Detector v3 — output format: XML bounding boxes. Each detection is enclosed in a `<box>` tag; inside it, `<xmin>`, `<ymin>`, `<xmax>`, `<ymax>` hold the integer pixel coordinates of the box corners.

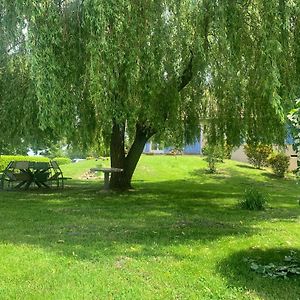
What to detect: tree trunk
<box><xmin>109</xmin><ymin>120</ymin><xmax>126</xmax><ymax>189</ymax></box>
<box><xmin>109</xmin><ymin>122</ymin><xmax>154</xmax><ymax>190</ymax></box>
<box><xmin>109</xmin><ymin>53</ymin><xmax>193</xmax><ymax>190</ymax></box>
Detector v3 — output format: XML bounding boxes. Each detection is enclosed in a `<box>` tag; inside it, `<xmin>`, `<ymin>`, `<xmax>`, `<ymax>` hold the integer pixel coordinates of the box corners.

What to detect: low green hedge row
<box><xmin>0</xmin><ymin>156</ymin><xmax>72</xmax><ymax>171</ymax></box>
<box><xmin>52</xmin><ymin>157</ymin><xmax>72</xmax><ymax>165</ymax></box>
<box><xmin>0</xmin><ymin>155</ymin><xmax>49</xmax><ymax>171</ymax></box>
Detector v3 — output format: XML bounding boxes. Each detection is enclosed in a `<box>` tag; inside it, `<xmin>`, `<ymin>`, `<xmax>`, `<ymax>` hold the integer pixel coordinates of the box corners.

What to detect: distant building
<box><xmin>143</xmin><ymin>128</ymin><xmax>204</xmax><ymax>155</ymax></box>
<box><xmin>143</xmin><ymin>127</ymin><xmax>298</xmax><ymax>171</ymax></box>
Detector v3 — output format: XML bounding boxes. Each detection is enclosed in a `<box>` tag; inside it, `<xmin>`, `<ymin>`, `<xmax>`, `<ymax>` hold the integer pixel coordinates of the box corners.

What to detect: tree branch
<box><xmin>177</xmin><ymin>50</ymin><xmax>194</xmax><ymax>92</ymax></box>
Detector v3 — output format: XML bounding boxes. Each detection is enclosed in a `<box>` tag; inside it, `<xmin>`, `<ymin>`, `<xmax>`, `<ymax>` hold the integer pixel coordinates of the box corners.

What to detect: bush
<box><xmin>244</xmin><ymin>144</ymin><xmax>273</xmax><ymax>169</ymax></box>
<box><xmin>295</xmin><ymin>167</ymin><xmax>300</xmax><ymax>178</ymax></box>
<box><xmin>86</xmin><ymin>156</ymin><xmax>94</xmax><ymax>160</ymax></box>
<box><xmin>0</xmin><ymin>155</ymin><xmax>49</xmax><ymax>171</ymax></box>
<box><xmin>166</xmin><ymin>148</ymin><xmax>183</xmax><ymax>156</ymax></box>
<box><xmin>52</xmin><ymin>157</ymin><xmax>72</xmax><ymax>166</ymax></box>
<box><xmin>239</xmin><ymin>188</ymin><xmax>268</xmax><ymax>210</ymax></box>
<box><xmin>268</xmin><ymin>152</ymin><xmax>289</xmax><ymax>178</ymax></box>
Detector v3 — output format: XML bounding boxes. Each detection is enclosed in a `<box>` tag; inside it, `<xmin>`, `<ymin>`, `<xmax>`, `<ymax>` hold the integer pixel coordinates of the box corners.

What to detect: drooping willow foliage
<box><xmin>0</xmin><ymin>0</ymin><xmax>59</xmax><ymax>150</ymax></box>
<box><xmin>1</xmin><ymin>0</ymin><xmax>300</xmax><ymax>149</ymax></box>
<box><xmin>203</xmin><ymin>1</ymin><xmax>300</xmax><ymax>145</ymax></box>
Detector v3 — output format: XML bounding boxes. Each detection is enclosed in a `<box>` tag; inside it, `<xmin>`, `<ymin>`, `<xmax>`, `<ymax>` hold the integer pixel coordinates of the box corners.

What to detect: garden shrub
<box><xmin>166</xmin><ymin>148</ymin><xmax>183</xmax><ymax>156</ymax></box>
<box><xmin>268</xmin><ymin>152</ymin><xmax>289</xmax><ymax>178</ymax></box>
<box><xmin>86</xmin><ymin>156</ymin><xmax>94</xmax><ymax>160</ymax></box>
<box><xmin>239</xmin><ymin>188</ymin><xmax>268</xmax><ymax>210</ymax></box>
<box><xmin>0</xmin><ymin>155</ymin><xmax>49</xmax><ymax>171</ymax></box>
<box><xmin>244</xmin><ymin>144</ymin><xmax>273</xmax><ymax>168</ymax></box>
<box><xmin>52</xmin><ymin>157</ymin><xmax>72</xmax><ymax>165</ymax></box>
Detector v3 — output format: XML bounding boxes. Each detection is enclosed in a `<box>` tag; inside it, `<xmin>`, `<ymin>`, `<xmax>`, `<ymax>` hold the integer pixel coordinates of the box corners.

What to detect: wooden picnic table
<box><xmin>90</xmin><ymin>167</ymin><xmax>123</xmax><ymax>189</ymax></box>
<box><xmin>0</xmin><ymin>160</ymin><xmax>71</xmax><ymax>190</ymax></box>
<box><xmin>0</xmin><ymin>161</ymin><xmax>51</xmax><ymax>190</ymax></box>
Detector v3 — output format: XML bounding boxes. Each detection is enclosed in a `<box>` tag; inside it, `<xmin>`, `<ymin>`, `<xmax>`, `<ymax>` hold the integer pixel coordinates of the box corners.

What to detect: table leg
<box><xmin>15</xmin><ymin>181</ymin><xmax>27</xmax><ymax>189</ymax></box>
<box><xmin>103</xmin><ymin>172</ymin><xmax>110</xmax><ymax>190</ymax></box>
<box><xmin>41</xmin><ymin>182</ymin><xmax>50</xmax><ymax>188</ymax></box>
<box><xmin>34</xmin><ymin>180</ymin><xmax>42</xmax><ymax>188</ymax></box>
<box><xmin>24</xmin><ymin>180</ymin><xmax>33</xmax><ymax>190</ymax></box>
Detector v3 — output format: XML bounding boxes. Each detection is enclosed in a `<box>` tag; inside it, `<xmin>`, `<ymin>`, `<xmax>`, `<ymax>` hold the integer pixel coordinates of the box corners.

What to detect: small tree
<box><xmin>203</xmin><ymin>144</ymin><xmax>230</xmax><ymax>173</ymax></box>
<box><xmin>203</xmin><ymin>145</ymin><xmax>219</xmax><ymax>173</ymax></box>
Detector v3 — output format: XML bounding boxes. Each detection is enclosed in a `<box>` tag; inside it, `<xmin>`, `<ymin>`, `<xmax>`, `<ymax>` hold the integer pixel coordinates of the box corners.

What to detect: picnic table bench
<box><xmin>90</xmin><ymin>167</ymin><xmax>123</xmax><ymax>189</ymax></box>
<box><xmin>0</xmin><ymin>160</ymin><xmax>71</xmax><ymax>190</ymax></box>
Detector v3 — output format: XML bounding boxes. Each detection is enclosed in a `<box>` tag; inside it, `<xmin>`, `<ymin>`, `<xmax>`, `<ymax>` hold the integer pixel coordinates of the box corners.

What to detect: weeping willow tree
<box><xmin>1</xmin><ymin>0</ymin><xmax>300</xmax><ymax>189</ymax></box>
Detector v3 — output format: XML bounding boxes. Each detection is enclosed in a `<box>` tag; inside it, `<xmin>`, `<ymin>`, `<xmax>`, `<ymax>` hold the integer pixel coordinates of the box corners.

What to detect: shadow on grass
<box><xmin>218</xmin><ymin>247</ymin><xmax>300</xmax><ymax>300</ymax></box>
<box><xmin>236</xmin><ymin>164</ymin><xmax>257</xmax><ymax>170</ymax></box>
<box><xmin>262</xmin><ymin>172</ymin><xmax>284</xmax><ymax>180</ymax></box>
<box><xmin>189</xmin><ymin>168</ymin><xmax>232</xmax><ymax>179</ymax></box>
<box><xmin>0</xmin><ymin>179</ymin><xmax>256</xmax><ymax>259</ymax></box>
<box><xmin>0</xmin><ymin>177</ymin><xmax>298</xmax><ymax>263</ymax></box>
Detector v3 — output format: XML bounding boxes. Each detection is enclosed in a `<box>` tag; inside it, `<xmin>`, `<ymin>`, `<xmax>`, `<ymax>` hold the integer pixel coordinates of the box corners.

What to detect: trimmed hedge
<box><xmin>52</xmin><ymin>157</ymin><xmax>72</xmax><ymax>165</ymax></box>
<box><xmin>0</xmin><ymin>155</ymin><xmax>49</xmax><ymax>171</ymax></box>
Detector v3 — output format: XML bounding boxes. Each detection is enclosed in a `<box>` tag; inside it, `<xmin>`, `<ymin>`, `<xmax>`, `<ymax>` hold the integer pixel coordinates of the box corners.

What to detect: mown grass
<box><xmin>0</xmin><ymin>155</ymin><xmax>299</xmax><ymax>299</ymax></box>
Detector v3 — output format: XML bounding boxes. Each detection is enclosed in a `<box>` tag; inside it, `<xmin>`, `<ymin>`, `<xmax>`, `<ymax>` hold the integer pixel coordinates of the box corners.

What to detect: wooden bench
<box><xmin>1</xmin><ymin>161</ymin><xmax>31</xmax><ymax>189</ymax></box>
<box><xmin>47</xmin><ymin>160</ymin><xmax>72</xmax><ymax>188</ymax></box>
<box><xmin>90</xmin><ymin>167</ymin><xmax>123</xmax><ymax>189</ymax></box>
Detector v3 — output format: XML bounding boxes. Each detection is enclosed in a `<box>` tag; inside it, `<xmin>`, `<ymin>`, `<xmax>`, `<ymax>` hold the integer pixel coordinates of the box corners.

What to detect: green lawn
<box><xmin>0</xmin><ymin>155</ymin><xmax>299</xmax><ymax>299</ymax></box>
